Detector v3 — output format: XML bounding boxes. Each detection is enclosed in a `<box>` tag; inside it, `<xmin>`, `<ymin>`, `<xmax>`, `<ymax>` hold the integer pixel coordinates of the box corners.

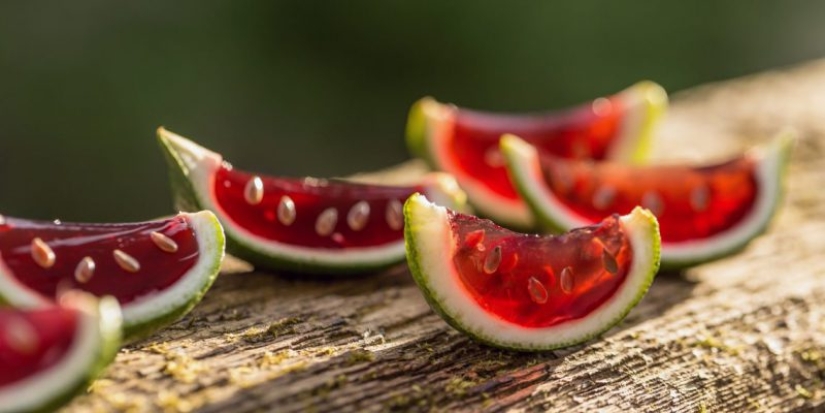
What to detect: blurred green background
<box><xmin>2</xmin><ymin>2</ymin><xmax>824</xmax><ymax>221</ymax></box>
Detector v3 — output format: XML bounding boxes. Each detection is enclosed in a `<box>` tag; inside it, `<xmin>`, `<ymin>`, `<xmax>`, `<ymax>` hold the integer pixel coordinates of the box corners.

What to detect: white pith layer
<box><xmin>159</xmin><ymin>129</ymin><xmax>462</xmax><ymax>268</ymax></box>
<box><xmin>0</xmin><ymin>212</ymin><xmax>222</xmax><ymax>331</ymax></box>
<box><xmin>420</xmin><ymin>81</ymin><xmax>664</xmax><ymax>229</ymax></box>
<box><xmin>406</xmin><ymin>194</ymin><xmax>658</xmax><ymax>349</ymax></box>
<box><xmin>0</xmin><ymin>297</ymin><xmax>119</xmax><ymax>412</ymax></box>
<box><xmin>502</xmin><ymin>133</ymin><xmax>791</xmax><ymax>265</ymax></box>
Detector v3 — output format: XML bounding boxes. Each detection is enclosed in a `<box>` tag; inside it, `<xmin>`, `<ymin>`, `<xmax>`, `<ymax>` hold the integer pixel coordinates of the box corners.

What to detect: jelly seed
<box><xmin>385</xmin><ymin>199</ymin><xmax>404</xmax><ymax>231</ymax></box>
<box><xmin>483</xmin><ymin>246</ymin><xmax>502</xmax><ymax>274</ymax></box>
<box><xmin>5</xmin><ymin>316</ymin><xmax>37</xmax><ymax>354</ymax></box>
<box><xmin>528</xmin><ymin>277</ymin><xmax>549</xmax><ymax>304</ymax></box>
<box><xmin>592</xmin><ymin>186</ymin><xmax>616</xmax><ymax>210</ymax></box>
<box><xmin>591</xmin><ymin>97</ymin><xmax>613</xmax><ymax>117</ymax></box>
<box><xmin>484</xmin><ymin>147</ymin><xmax>505</xmax><ymax>167</ymax></box>
<box><xmin>690</xmin><ymin>185</ymin><xmax>710</xmax><ymax>212</ymax></box>
<box><xmin>464</xmin><ymin>229</ymin><xmax>485</xmax><ymax>250</ymax></box>
<box><xmin>315</xmin><ymin>208</ymin><xmax>338</xmax><ymax>237</ymax></box>
<box><xmin>641</xmin><ymin>191</ymin><xmax>664</xmax><ymax>216</ymax></box>
<box><xmin>602</xmin><ymin>250</ymin><xmax>619</xmax><ymax>275</ymax></box>
<box><xmin>74</xmin><ymin>256</ymin><xmax>96</xmax><ymax>284</ymax></box>
<box><xmin>347</xmin><ymin>201</ymin><xmax>370</xmax><ymax>232</ymax></box>
<box><xmin>150</xmin><ymin>231</ymin><xmax>179</xmax><ymax>253</ymax></box>
<box><xmin>277</xmin><ymin>195</ymin><xmax>297</xmax><ymax>226</ymax></box>
<box><xmin>113</xmin><ymin>249</ymin><xmax>140</xmax><ymax>273</ymax></box>
<box><xmin>560</xmin><ymin>267</ymin><xmax>574</xmax><ymax>294</ymax></box>
<box><xmin>244</xmin><ymin>176</ymin><xmax>264</xmax><ymax>205</ymax></box>
<box><xmin>31</xmin><ymin>237</ymin><xmax>56</xmax><ymax>269</ymax></box>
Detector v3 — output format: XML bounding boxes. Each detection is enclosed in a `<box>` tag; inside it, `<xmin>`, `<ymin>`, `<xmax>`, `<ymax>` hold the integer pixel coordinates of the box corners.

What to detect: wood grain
<box><xmin>64</xmin><ymin>60</ymin><xmax>825</xmax><ymax>413</ymax></box>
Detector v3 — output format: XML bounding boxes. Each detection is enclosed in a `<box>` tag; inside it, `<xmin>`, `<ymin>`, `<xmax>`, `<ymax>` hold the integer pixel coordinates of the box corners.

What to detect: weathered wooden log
<box><xmin>65</xmin><ymin>60</ymin><xmax>825</xmax><ymax>413</ymax></box>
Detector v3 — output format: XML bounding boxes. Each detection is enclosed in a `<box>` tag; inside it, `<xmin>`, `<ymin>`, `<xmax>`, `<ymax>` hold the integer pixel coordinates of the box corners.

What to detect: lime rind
<box><xmin>121</xmin><ymin>210</ymin><xmax>225</xmax><ymax>341</ymax></box>
<box><xmin>608</xmin><ymin>80</ymin><xmax>669</xmax><ymax>165</ymax></box>
<box><xmin>0</xmin><ymin>295</ymin><xmax>122</xmax><ymax>413</ymax></box>
<box><xmin>501</xmin><ymin>132</ymin><xmax>794</xmax><ymax>269</ymax></box>
<box><xmin>404</xmin><ymin>193</ymin><xmax>660</xmax><ymax>351</ymax></box>
<box><xmin>500</xmin><ymin>133</ymin><xmax>590</xmax><ymax>234</ymax></box>
<box><xmin>658</xmin><ymin>131</ymin><xmax>794</xmax><ymax>268</ymax></box>
<box><xmin>407</xmin><ymin>97</ymin><xmax>536</xmax><ymax>230</ymax></box>
<box><xmin>0</xmin><ymin>211</ymin><xmax>224</xmax><ymax>342</ymax></box>
<box><xmin>405</xmin><ymin>82</ymin><xmax>668</xmax><ymax>231</ymax></box>
<box><xmin>405</xmin><ymin>97</ymin><xmax>434</xmax><ymax>162</ymax></box>
<box><xmin>158</xmin><ymin>128</ymin><xmax>467</xmax><ymax>274</ymax></box>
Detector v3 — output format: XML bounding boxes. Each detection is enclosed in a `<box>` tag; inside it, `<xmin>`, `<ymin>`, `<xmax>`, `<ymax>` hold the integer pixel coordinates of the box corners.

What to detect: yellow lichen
<box><xmin>346</xmin><ymin>349</ymin><xmax>375</xmax><ymax>365</ymax></box>
<box><xmin>795</xmin><ymin>384</ymin><xmax>813</xmax><ymax>399</ymax></box>
<box><xmin>157</xmin><ymin>390</ymin><xmax>196</xmax><ymax>413</ymax></box>
<box><xmin>259</xmin><ymin>350</ymin><xmax>295</xmax><ymax>368</ymax></box>
<box><xmin>445</xmin><ymin>377</ymin><xmax>479</xmax><ymax>398</ymax></box>
<box><xmin>163</xmin><ymin>350</ymin><xmax>206</xmax><ymax>384</ymax></box>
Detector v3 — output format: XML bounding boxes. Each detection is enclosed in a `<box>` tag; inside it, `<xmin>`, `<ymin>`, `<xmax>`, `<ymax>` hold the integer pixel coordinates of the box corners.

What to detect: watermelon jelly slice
<box><xmin>157</xmin><ymin>128</ymin><xmax>467</xmax><ymax>275</ymax></box>
<box><xmin>404</xmin><ymin>194</ymin><xmax>660</xmax><ymax>351</ymax></box>
<box><xmin>406</xmin><ymin>81</ymin><xmax>668</xmax><ymax>230</ymax></box>
<box><xmin>0</xmin><ymin>211</ymin><xmax>225</xmax><ymax>340</ymax></box>
<box><xmin>500</xmin><ymin>132</ymin><xmax>794</xmax><ymax>269</ymax></box>
<box><xmin>0</xmin><ymin>293</ymin><xmax>121</xmax><ymax>413</ymax></box>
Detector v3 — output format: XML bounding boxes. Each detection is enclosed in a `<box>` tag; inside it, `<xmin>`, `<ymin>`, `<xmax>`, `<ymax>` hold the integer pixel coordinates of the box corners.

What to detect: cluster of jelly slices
<box><xmin>500</xmin><ymin>132</ymin><xmax>793</xmax><ymax>268</ymax></box>
<box><xmin>0</xmin><ymin>211</ymin><xmax>225</xmax><ymax>340</ymax></box>
<box><xmin>406</xmin><ymin>81</ymin><xmax>668</xmax><ymax>230</ymax></box>
<box><xmin>404</xmin><ymin>194</ymin><xmax>660</xmax><ymax>351</ymax></box>
<box><xmin>157</xmin><ymin>127</ymin><xmax>466</xmax><ymax>275</ymax></box>
<box><xmin>0</xmin><ymin>294</ymin><xmax>121</xmax><ymax>413</ymax></box>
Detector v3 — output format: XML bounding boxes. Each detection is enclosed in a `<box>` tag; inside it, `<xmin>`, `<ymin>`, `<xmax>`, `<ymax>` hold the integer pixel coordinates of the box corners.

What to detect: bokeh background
<box><xmin>2</xmin><ymin>2</ymin><xmax>824</xmax><ymax>221</ymax></box>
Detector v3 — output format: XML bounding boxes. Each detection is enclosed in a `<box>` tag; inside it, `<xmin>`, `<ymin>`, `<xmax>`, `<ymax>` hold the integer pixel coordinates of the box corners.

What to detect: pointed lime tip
<box><xmin>631</xmin><ymin>80</ymin><xmax>667</xmax><ymax>165</ymax></box>
<box><xmin>406</xmin><ymin>97</ymin><xmax>434</xmax><ymax>160</ymax></box>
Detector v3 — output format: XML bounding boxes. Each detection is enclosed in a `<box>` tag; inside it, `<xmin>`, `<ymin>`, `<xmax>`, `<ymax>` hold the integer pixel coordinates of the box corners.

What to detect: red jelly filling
<box><xmin>449</xmin><ymin>96</ymin><xmax>624</xmax><ymax>200</ymax></box>
<box><xmin>0</xmin><ymin>216</ymin><xmax>199</xmax><ymax>304</ymax></box>
<box><xmin>0</xmin><ymin>307</ymin><xmax>78</xmax><ymax>386</ymax></box>
<box><xmin>539</xmin><ymin>155</ymin><xmax>758</xmax><ymax>243</ymax></box>
<box><xmin>214</xmin><ymin>165</ymin><xmax>422</xmax><ymax>249</ymax></box>
<box><xmin>450</xmin><ymin>212</ymin><xmax>632</xmax><ymax>328</ymax></box>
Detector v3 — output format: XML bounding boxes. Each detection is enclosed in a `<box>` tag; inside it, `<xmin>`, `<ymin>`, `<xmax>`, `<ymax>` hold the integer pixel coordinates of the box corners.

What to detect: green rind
<box><xmin>656</xmin><ymin>134</ymin><xmax>793</xmax><ymax>270</ymax></box>
<box><xmin>503</xmin><ymin>133</ymin><xmax>794</xmax><ymax>270</ymax></box>
<box><xmin>157</xmin><ymin>128</ymin><xmax>465</xmax><ymax>275</ymax></box>
<box><xmin>157</xmin><ymin>130</ymin><xmax>202</xmax><ymax>215</ymax></box>
<box><xmin>403</xmin><ymin>83</ymin><xmax>668</xmax><ymax>233</ymax></box>
<box><xmin>158</xmin><ymin>133</ymin><xmax>403</xmax><ymax>274</ymax></box>
<box><xmin>501</xmin><ymin>137</ymin><xmax>568</xmax><ymax>236</ymax></box>
<box><xmin>121</xmin><ymin>213</ymin><xmax>225</xmax><ymax>342</ymax></box>
<box><xmin>405</xmin><ymin>97</ymin><xmax>434</xmax><ymax>165</ymax></box>
<box><xmin>624</xmin><ymin>80</ymin><xmax>669</xmax><ymax>165</ymax></box>
<box><xmin>0</xmin><ymin>212</ymin><xmax>224</xmax><ymax>342</ymax></box>
<box><xmin>0</xmin><ymin>213</ymin><xmax>223</xmax><ymax>342</ymax></box>
<box><xmin>404</xmin><ymin>195</ymin><xmax>661</xmax><ymax>351</ymax></box>
<box><xmin>13</xmin><ymin>296</ymin><xmax>122</xmax><ymax>413</ymax></box>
